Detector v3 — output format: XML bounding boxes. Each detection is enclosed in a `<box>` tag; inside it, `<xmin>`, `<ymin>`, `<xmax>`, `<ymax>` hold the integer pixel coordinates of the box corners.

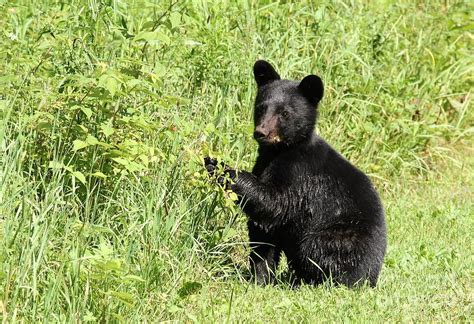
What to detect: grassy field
<box><xmin>1</xmin><ymin>0</ymin><xmax>473</xmax><ymax>322</ymax></box>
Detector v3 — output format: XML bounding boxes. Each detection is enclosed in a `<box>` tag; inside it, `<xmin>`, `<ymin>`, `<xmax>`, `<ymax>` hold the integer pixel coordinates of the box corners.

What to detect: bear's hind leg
<box><xmin>248</xmin><ymin>221</ymin><xmax>281</xmax><ymax>285</ymax></box>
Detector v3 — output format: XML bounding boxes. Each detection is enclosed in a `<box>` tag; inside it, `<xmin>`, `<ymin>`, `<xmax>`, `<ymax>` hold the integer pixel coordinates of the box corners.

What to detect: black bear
<box><xmin>205</xmin><ymin>60</ymin><xmax>386</xmax><ymax>287</ymax></box>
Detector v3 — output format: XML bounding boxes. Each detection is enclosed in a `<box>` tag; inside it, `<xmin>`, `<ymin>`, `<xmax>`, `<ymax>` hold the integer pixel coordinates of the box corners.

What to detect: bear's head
<box><xmin>252</xmin><ymin>60</ymin><xmax>324</xmax><ymax>147</ymax></box>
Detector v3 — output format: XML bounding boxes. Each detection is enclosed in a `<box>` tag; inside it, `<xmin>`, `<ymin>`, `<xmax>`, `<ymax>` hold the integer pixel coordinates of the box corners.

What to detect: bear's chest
<box><xmin>252</xmin><ymin>153</ymin><xmax>303</xmax><ymax>188</ymax></box>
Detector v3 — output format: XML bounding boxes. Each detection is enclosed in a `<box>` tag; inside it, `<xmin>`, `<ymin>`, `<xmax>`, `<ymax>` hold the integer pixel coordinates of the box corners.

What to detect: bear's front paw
<box><xmin>203</xmin><ymin>157</ymin><xmax>236</xmax><ymax>189</ymax></box>
<box><xmin>204</xmin><ymin>157</ymin><xmax>219</xmax><ymax>176</ymax></box>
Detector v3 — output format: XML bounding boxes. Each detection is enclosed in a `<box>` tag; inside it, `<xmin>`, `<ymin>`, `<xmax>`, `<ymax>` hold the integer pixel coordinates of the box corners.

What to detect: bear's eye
<box><xmin>281</xmin><ymin>110</ymin><xmax>289</xmax><ymax>119</ymax></box>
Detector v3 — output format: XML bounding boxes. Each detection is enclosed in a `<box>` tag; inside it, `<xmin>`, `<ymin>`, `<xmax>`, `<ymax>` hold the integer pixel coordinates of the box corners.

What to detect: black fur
<box><xmin>205</xmin><ymin>60</ymin><xmax>386</xmax><ymax>287</ymax></box>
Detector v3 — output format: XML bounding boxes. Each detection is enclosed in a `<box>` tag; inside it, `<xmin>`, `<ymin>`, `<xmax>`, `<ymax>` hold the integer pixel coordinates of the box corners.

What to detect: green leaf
<box><xmin>100</xmin><ymin>123</ymin><xmax>115</xmax><ymax>137</ymax></box>
<box><xmin>76</xmin><ymin>76</ymin><xmax>97</xmax><ymax>87</ymax></box>
<box><xmin>142</xmin><ymin>21</ymin><xmax>155</xmax><ymax>30</ymax></box>
<box><xmin>112</xmin><ymin>157</ymin><xmax>129</xmax><ymax>166</ymax></box>
<box><xmin>126</xmin><ymin>79</ymin><xmax>141</xmax><ymax>89</ymax></box>
<box><xmin>48</xmin><ymin>161</ymin><xmax>64</xmax><ymax>169</ymax></box>
<box><xmin>222</xmin><ymin>228</ymin><xmax>238</xmax><ymax>241</ymax></box>
<box><xmin>78</xmin><ymin>125</ymin><xmax>88</xmax><ymax>133</ymax></box>
<box><xmin>228</xmin><ymin>191</ymin><xmax>239</xmax><ymax>202</ymax></box>
<box><xmin>98</xmin><ymin>74</ymin><xmax>121</xmax><ymax>96</ymax></box>
<box><xmin>126</xmin><ymin>161</ymin><xmax>146</xmax><ymax>172</ymax></box>
<box><xmin>168</xmin><ymin>305</ymin><xmax>182</xmax><ymax>313</ymax></box>
<box><xmin>73</xmin><ymin>140</ymin><xmax>89</xmax><ymax>151</ymax></box>
<box><xmin>80</xmin><ymin>107</ymin><xmax>93</xmax><ymax>119</ymax></box>
<box><xmin>72</xmin><ymin>171</ymin><xmax>86</xmax><ymax>184</ymax></box>
<box><xmin>106</xmin><ymin>77</ymin><xmax>118</xmax><ymax>96</ymax></box>
<box><xmin>36</xmin><ymin>121</ymin><xmax>52</xmax><ymax>131</ymax></box>
<box><xmin>138</xmin><ymin>154</ymin><xmax>149</xmax><ymax>166</ymax></box>
<box><xmin>91</xmin><ymin>172</ymin><xmax>107</xmax><ymax>179</ymax></box>
<box><xmin>85</xmin><ymin>134</ymin><xmax>100</xmax><ymax>145</ymax></box>
<box><xmin>111</xmin><ymin>157</ymin><xmax>146</xmax><ymax>172</ymax></box>
<box><xmin>134</xmin><ymin>31</ymin><xmax>170</xmax><ymax>45</ymax></box>
<box><xmin>108</xmin><ymin>291</ymin><xmax>135</xmax><ymax>306</ymax></box>
<box><xmin>169</xmin><ymin>12</ymin><xmax>181</xmax><ymax>29</ymax></box>
<box><xmin>100</xmin><ymin>260</ymin><xmax>122</xmax><ymax>272</ymax></box>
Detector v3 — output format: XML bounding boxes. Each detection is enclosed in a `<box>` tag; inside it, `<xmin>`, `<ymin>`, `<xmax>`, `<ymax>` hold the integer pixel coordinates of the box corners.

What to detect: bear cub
<box><xmin>205</xmin><ymin>60</ymin><xmax>386</xmax><ymax>287</ymax></box>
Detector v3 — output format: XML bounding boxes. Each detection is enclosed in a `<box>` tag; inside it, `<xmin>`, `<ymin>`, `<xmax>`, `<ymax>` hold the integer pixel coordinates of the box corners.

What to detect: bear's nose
<box><xmin>254</xmin><ymin>126</ymin><xmax>268</xmax><ymax>141</ymax></box>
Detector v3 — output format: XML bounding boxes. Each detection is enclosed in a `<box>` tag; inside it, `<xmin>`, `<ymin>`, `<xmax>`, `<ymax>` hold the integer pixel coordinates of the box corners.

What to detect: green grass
<box><xmin>1</xmin><ymin>0</ymin><xmax>473</xmax><ymax>322</ymax></box>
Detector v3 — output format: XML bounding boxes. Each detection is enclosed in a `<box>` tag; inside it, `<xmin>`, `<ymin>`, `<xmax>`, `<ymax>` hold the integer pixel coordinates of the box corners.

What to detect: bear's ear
<box><xmin>298</xmin><ymin>75</ymin><xmax>324</xmax><ymax>105</ymax></box>
<box><xmin>253</xmin><ymin>60</ymin><xmax>280</xmax><ymax>87</ymax></box>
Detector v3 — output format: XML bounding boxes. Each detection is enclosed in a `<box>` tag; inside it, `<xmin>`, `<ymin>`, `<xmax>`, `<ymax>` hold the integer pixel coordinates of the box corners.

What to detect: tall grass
<box><xmin>1</xmin><ymin>0</ymin><xmax>472</xmax><ymax>321</ymax></box>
